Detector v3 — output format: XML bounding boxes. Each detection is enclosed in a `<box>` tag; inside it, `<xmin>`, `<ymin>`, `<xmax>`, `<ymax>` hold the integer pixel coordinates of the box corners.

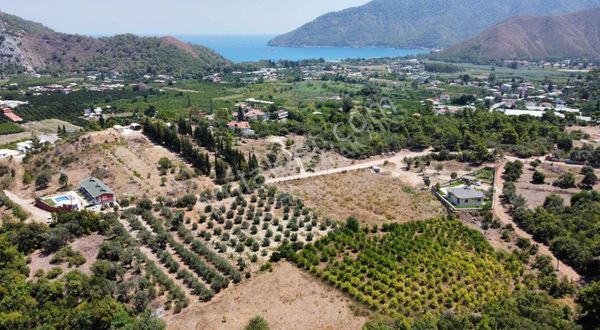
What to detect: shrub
<box><xmin>553</xmin><ymin>172</ymin><xmax>576</xmax><ymax>188</ymax></box>
<box><xmin>47</xmin><ymin>267</ymin><xmax>63</xmax><ymax>279</ymax></box>
<box><xmin>532</xmin><ymin>171</ymin><xmax>545</xmax><ymax>184</ymax></box>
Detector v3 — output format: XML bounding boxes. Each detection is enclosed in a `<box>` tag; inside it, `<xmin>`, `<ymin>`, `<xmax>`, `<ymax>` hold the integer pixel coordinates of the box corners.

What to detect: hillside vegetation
<box><xmin>287</xmin><ymin>218</ymin><xmax>579</xmax><ymax>328</ymax></box>
<box><xmin>0</xmin><ymin>12</ymin><xmax>229</xmax><ymax>76</ymax></box>
<box><xmin>436</xmin><ymin>8</ymin><xmax>600</xmax><ymax>63</ymax></box>
<box><xmin>268</xmin><ymin>0</ymin><xmax>600</xmax><ymax>49</ymax></box>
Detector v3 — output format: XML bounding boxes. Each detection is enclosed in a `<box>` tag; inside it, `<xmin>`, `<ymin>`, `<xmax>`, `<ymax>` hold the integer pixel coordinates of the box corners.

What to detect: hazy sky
<box><xmin>0</xmin><ymin>0</ymin><xmax>369</xmax><ymax>35</ymax></box>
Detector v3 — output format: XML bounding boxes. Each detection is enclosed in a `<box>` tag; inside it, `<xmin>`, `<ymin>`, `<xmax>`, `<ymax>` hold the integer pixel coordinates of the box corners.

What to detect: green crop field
<box><xmin>291</xmin><ymin>218</ymin><xmax>524</xmax><ymax>317</ymax></box>
<box><xmin>0</xmin><ymin>123</ymin><xmax>25</xmax><ymax>135</ymax></box>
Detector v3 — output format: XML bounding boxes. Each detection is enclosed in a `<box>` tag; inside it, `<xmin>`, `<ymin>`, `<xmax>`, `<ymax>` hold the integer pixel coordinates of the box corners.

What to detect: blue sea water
<box><xmin>176</xmin><ymin>34</ymin><xmax>428</xmax><ymax>63</ymax></box>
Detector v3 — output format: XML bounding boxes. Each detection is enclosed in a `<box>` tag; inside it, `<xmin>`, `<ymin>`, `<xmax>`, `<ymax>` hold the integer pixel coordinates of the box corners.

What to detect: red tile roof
<box><xmin>2</xmin><ymin>108</ymin><xmax>23</xmax><ymax>122</ymax></box>
<box><xmin>245</xmin><ymin>109</ymin><xmax>265</xmax><ymax>117</ymax></box>
<box><xmin>227</xmin><ymin>121</ymin><xmax>251</xmax><ymax>129</ymax></box>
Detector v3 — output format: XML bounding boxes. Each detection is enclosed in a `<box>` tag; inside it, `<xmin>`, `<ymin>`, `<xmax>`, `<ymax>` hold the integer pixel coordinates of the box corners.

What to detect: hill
<box><xmin>268</xmin><ymin>0</ymin><xmax>600</xmax><ymax>49</ymax></box>
<box><xmin>434</xmin><ymin>8</ymin><xmax>600</xmax><ymax>63</ymax></box>
<box><xmin>0</xmin><ymin>12</ymin><xmax>229</xmax><ymax>77</ymax></box>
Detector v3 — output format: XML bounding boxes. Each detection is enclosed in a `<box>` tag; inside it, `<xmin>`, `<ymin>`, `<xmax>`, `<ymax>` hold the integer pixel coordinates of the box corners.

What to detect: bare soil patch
<box><xmin>566</xmin><ymin>125</ymin><xmax>600</xmax><ymax>145</ymax></box>
<box><xmin>166</xmin><ymin>261</ymin><xmax>368</xmax><ymax>330</ymax></box>
<box><xmin>27</xmin><ymin>233</ymin><xmax>106</xmax><ymax>279</ymax></box>
<box><xmin>275</xmin><ymin>169</ymin><xmax>446</xmax><ymax>225</ymax></box>
<box><xmin>0</xmin><ymin>131</ymin><xmax>32</xmax><ymax>145</ymax></box>
<box><xmin>516</xmin><ymin>162</ymin><xmax>599</xmax><ymax>207</ymax></box>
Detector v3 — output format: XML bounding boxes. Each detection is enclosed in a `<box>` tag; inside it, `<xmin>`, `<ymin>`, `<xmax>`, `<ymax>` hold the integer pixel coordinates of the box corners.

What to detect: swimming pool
<box><xmin>54</xmin><ymin>196</ymin><xmax>71</xmax><ymax>203</ymax></box>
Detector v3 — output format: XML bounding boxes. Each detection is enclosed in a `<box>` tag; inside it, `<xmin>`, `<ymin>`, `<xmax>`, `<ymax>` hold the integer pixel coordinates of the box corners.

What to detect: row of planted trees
<box><xmin>189</xmin><ymin>187</ymin><xmax>336</xmax><ymax>262</ymax></box>
<box><xmin>143</xmin><ymin>119</ymin><xmax>212</xmax><ymax>175</ymax></box>
<box><xmin>125</xmin><ymin>213</ymin><xmax>215</xmax><ymax>301</ymax></box>
<box><xmin>290</xmin><ymin>218</ymin><xmax>521</xmax><ymax>317</ymax></box>
<box><xmin>145</xmin><ymin>117</ymin><xmax>261</xmax><ymax>184</ymax></box>
<box><xmin>138</xmin><ymin>210</ymin><xmax>233</xmax><ymax>293</ymax></box>
<box><xmin>106</xmin><ymin>212</ymin><xmax>190</xmax><ymax>312</ymax></box>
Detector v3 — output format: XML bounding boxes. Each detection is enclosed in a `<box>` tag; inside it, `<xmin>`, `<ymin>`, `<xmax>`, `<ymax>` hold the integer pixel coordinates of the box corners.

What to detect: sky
<box><xmin>0</xmin><ymin>0</ymin><xmax>369</xmax><ymax>35</ymax></box>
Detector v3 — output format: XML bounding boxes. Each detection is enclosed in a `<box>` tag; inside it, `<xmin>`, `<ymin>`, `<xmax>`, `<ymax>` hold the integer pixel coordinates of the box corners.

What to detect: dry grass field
<box><xmin>275</xmin><ymin>169</ymin><xmax>446</xmax><ymax>225</ymax></box>
<box><xmin>12</xmin><ymin>129</ymin><xmax>215</xmax><ymax>201</ymax></box>
<box><xmin>166</xmin><ymin>261</ymin><xmax>368</xmax><ymax>330</ymax></box>
<box><xmin>22</xmin><ymin>119</ymin><xmax>82</xmax><ymax>135</ymax></box>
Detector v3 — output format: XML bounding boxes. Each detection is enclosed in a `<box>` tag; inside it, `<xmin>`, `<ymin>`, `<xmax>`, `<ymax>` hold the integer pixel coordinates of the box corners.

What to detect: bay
<box><xmin>176</xmin><ymin>34</ymin><xmax>428</xmax><ymax>63</ymax></box>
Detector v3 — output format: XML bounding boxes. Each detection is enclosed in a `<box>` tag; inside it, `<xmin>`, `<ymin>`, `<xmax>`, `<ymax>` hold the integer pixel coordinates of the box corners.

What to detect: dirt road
<box><xmin>267</xmin><ymin>136</ymin><xmax>305</xmax><ymax>174</ymax></box>
<box><xmin>163</xmin><ymin>87</ymin><xmax>199</xmax><ymax>93</ymax></box>
<box><xmin>267</xmin><ymin>148</ymin><xmax>432</xmax><ymax>184</ymax></box>
<box><xmin>3</xmin><ymin>190</ymin><xmax>51</xmax><ymax>223</ymax></box>
<box><xmin>492</xmin><ymin>161</ymin><xmax>582</xmax><ymax>283</ymax></box>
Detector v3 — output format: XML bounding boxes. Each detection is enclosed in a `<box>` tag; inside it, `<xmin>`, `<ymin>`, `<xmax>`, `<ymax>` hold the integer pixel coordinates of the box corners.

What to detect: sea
<box><xmin>175</xmin><ymin>34</ymin><xmax>428</xmax><ymax>63</ymax></box>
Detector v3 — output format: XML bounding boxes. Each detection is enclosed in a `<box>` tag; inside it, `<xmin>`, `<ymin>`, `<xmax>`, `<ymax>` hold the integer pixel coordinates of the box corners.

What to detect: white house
<box><xmin>16</xmin><ymin>141</ymin><xmax>33</xmax><ymax>154</ymax></box>
<box><xmin>276</xmin><ymin>109</ymin><xmax>289</xmax><ymax>121</ymax></box>
<box><xmin>0</xmin><ymin>149</ymin><xmax>20</xmax><ymax>159</ymax></box>
<box><xmin>447</xmin><ymin>187</ymin><xmax>485</xmax><ymax>208</ymax></box>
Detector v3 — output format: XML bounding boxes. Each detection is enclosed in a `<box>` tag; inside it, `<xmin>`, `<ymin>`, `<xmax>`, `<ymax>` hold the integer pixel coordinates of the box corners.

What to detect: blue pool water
<box><xmin>175</xmin><ymin>34</ymin><xmax>429</xmax><ymax>63</ymax></box>
<box><xmin>55</xmin><ymin>196</ymin><xmax>71</xmax><ymax>203</ymax></box>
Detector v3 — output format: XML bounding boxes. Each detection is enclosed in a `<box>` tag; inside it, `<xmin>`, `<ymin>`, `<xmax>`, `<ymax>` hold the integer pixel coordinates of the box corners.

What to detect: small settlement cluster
<box><xmin>226</xmin><ymin>98</ymin><xmax>288</xmax><ymax>136</ymax></box>
<box><xmin>36</xmin><ymin>177</ymin><xmax>115</xmax><ymax>214</ymax></box>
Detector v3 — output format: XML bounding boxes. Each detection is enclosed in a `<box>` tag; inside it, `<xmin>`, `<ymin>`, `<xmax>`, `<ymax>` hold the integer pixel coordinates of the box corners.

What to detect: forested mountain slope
<box><xmin>0</xmin><ymin>12</ymin><xmax>229</xmax><ymax>76</ymax></box>
<box><xmin>269</xmin><ymin>0</ymin><xmax>600</xmax><ymax>48</ymax></box>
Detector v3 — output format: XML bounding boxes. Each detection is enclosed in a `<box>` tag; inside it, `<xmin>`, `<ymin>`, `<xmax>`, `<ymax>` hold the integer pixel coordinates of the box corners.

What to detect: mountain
<box><xmin>0</xmin><ymin>12</ymin><xmax>229</xmax><ymax>76</ymax></box>
<box><xmin>435</xmin><ymin>8</ymin><xmax>600</xmax><ymax>62</ymax></box>
<box><xmin>268</xmin><ymin>0</ymin><xmax>600</xmax><ymax>49</ymax></box>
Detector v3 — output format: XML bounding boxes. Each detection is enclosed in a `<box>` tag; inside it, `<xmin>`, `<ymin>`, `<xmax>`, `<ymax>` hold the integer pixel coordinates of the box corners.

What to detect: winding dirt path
<box><xmin>492</xmin><ymin>161</ymin><xmax>582</xmax><ymax>283</ymax></box>
<box><xmin>3</xmin><ymin>190</ymin><xmax>50</xmax><ymax>223</ymax></box>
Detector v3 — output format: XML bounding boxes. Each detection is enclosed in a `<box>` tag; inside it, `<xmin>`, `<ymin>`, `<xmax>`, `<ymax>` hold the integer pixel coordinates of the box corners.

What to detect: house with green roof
<box><xmin>79</xmin><ymin>177</ymin><xmax>115</xmax><ymax>205</ymax></box>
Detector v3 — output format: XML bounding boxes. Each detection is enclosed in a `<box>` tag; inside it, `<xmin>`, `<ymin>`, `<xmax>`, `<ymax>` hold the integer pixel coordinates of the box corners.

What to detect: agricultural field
<box><xmin>426</xmin><ymin>61</ymin><xmax>578</xmax><ymax>83</ymax></box>
<box><xmin>184</xmin><ymin>188</ymin><xmax>336</xmax><ymax>268</ymax></box>
<box><xmin>21</xmin><ymin>119</ymin><xmax>82</xmax><ymax>135</ymax></box>
<box><xmin>0</xmin><ymin>122</ymin><xmax>24</xmax><ymax>135</ymax></box>
<box><xmin>276</xmin><ymin>170</ymin><xmax>445</xmax><ymax>226</ymax></box>
<box><xmin>240</xmin><ymin>80</ymin><xmax>364</xmax><ymax>109</ymax></box>
<box><xmin>113</xmin><ymin>184</ymin><xmax>335</xmax><ymax>310</ymax></box>
<box><xmin>113</xmin><ymin>82</ymin><xmax>239</xmax><ymax>121</ymax></box>
<box><xmin>0</xmin><ymin>74</ymin><xmax>70</xmax><ymax>88</ymax></box>
<box><xmin>291</xmin><ymin>219</ymin><xmax>530</xmax><ymax>318</ymax></box>
<box><xmin>3</xmin><ymin>89</ymin><xmax>142</xmax><ymax>126</ymax></box>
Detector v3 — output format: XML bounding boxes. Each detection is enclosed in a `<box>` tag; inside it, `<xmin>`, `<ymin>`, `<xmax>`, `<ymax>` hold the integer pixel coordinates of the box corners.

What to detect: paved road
<box><xmin>3</xmin><ymin>190</ymin><xmax>51</xmax><ymax>223</ymax></box>
<box><xmin>492</xmin><ymin>161</ymin><xmax>582</xmax><ymax>283</ymax></box>
<box><xmin>266</xmin><ymin>148</ymin><xmax>432</xmax><ymax>184</ymax></box>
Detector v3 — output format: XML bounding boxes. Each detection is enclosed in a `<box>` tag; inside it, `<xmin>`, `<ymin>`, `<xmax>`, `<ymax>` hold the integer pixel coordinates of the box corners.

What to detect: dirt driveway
<box><xmin>3</xmin><ymin>190</ymin><xmax>50</xmax><ymax>223</ymax></box>
<box><xmin>492</xmin><ymin>161</ymin><xmax>582</xmax><ymax>283</ymax></box>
